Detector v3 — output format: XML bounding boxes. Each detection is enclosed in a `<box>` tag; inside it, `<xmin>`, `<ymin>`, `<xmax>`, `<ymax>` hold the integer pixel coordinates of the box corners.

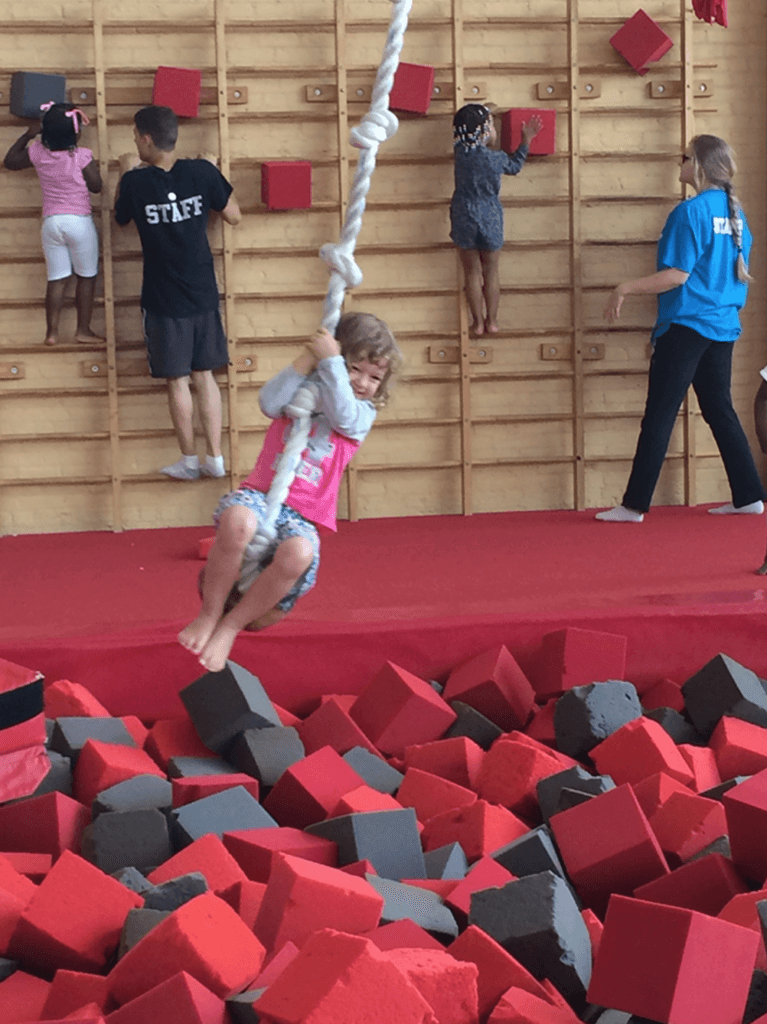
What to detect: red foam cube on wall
<box><xmin>152</xmin><ymin>66</ymin><xmax>202</xmax><ymax>118</ymax></box>
<box><xmin>388</xmin><ymin>62</ymin><xmax>435</xmax><ymax>114</ymax></box>
<box><xmin>500</xmin><ymin>108</ymin><xmax>557</xmax><ymax>155</ymax></box>
<box><xmin>261</xmin><ymin>161</ymin><xmax>312</xmax><ymax>210</ymax></box>
<box><xmin>610</xmin><ymin>9</ymin><xmax>674</xmax><ymax>76</ymax></box>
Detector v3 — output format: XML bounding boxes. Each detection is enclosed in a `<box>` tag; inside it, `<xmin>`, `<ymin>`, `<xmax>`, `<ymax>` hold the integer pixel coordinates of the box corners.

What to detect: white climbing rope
<box><xmin>239</xmin><ymin>0</ymin><xmax>412</xmax><ymax>592</ymax></box>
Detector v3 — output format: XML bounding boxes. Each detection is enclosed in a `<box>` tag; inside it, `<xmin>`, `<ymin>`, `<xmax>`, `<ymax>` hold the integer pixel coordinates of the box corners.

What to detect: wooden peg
<box><xmin>233</xmin><ymin>355</ymin><xmax>257</xmax><ymax>372</ymax></box>
<box><xmin>537</xmin><ymin>80</ymin><xmax>601</xmax><ymax>100</ymax></box>
<box><xmin>649</xmin><ymin>80</ymin><xmax>712</xmax><ymax>99</ymax></box>
<box><xmin>429</xmin><ymin>346</ymin><xmax>493</xmax><ymax>364</ymax></box>
<box><xmin>0</xmin><ymin>362</ymin><xmax>24</xmax><ymax>380</ymax></box>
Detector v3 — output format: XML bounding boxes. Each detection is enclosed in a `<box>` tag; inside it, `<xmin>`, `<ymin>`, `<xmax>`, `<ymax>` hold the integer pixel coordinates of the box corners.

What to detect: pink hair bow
<box><xmin>39</xmin><ymin>101</ymin><xmax>56</xmax><ymax>112</ymax></box>
<box><xmin>65</xmin><ymin>108</ymin><xmax>90</xmax><ymax>133</ymax></box>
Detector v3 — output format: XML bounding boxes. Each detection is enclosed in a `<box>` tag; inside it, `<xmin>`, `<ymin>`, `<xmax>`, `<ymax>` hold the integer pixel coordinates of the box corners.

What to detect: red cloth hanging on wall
<box><xmin>692</xmin><ymin>0</ymin><xmax>728</xmax><ymax>27</ymax></box>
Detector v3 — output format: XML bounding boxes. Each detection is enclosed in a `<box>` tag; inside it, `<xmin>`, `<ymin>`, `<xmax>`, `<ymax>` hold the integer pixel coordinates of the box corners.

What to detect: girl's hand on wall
<box><xmin>604</xmin><ymin>285</ymin><xmax>626</xmax><ymax>323</ymax></box>
<box><xmin>118</xmin><ymin>152</ymin><xmax>142</xmax><ymax>174</ymax></box>
<box><xmin>521</xmin><ymin>114</ymin><xmax>544</xmax><ymax>145</ymax></box>
<box><xmin>198</xmin><ymin>151</ymin><xmax>219</xmax><ymax>166</ymax></box>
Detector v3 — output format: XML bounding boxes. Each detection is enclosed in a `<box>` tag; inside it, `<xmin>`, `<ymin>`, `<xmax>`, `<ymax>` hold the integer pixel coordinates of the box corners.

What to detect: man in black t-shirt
<box><xmin>115</xmin><ymin>106</ymin><xmax>241</xmax><ymax>480</ymax></box>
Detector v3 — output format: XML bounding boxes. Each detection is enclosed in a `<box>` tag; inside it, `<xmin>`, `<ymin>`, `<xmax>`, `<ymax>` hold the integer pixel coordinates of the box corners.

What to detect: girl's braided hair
<box><xmin>40</xmin><ymin>103</ymin><xmax>81</xmax><ymax>152</ymax></box>
<box><xmin>452</xmin><ymin>104</ymin><xmax>492</xmax><ymax>151</ymax></box>
<box><xmin>689</xmin><ymin>134</ymin><xmax>752</xmax><ymax>284</ymax></box>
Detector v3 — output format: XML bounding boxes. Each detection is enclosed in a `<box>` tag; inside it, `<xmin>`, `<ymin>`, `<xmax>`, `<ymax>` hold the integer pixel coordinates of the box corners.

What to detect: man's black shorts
<box><xmin>142</xmin><ymin>307</ymin><xmax>229</xmax><ymax>379</ymax></box>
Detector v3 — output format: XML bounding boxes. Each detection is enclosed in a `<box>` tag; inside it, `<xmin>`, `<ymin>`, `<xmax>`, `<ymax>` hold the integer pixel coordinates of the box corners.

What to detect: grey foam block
<box><xmin>429</xmin><ymin>680</ymin><xmax>445</xmax><ymax>695</ymax></box>
<box><xmin>80</xmin><ymin>807</ymin><xmax>171</xmax><ymax>874</ymax></box>
<box><xmin>445</xmin><ymin>700</ymin><xmax>503</xmax><ymax>751</ymax></box>
<box><xmin>491</xmin><ymin>824</ymin><xmax>567</xmax><ymax>881</ymax></box>
<box><xmin>643</xmin><ymin>707</ymin><xmax>703</xmax><ymax>746</ymax></box>
<box><xmin>701</xmin><ymin>776</ymin><xmax>751</xmax><ymax>801</ymax></box>
<box><xmin>166</xmin><ymin>755</ymin><xmax>240</xmax><ymax>778</ymax></box>
<box><xmin>117</xmin><ymin>907</ymin><xmax>171</xmax><ymax>958</ymax></box>
<box><xmin>10</xmin><ymin>71</ymin><xmax>67</xmax><ymax>119</ymax></box>
<box><xmin>170</xmin><ymin>784</ymin><xmax>277</xmax><ymax>849</ymax></box>
<box><xmin>687</xmin><ymin>835</ymin><xmax>731</xmax><ymax>862</ymax></box>
<box><xmin>555</xmin><ymin>787</ymin><xmax>598</xmax><ymax>814</ymax></box>
<box><xmin>424</xmin><ymin>842</ymin><xmax>468</xmax><ymax>880</ymax></box>
<box><xmin>0</xmin><ymin>957</ymin><xmax>17</xmax><ymax>982</ymax></box>
<box><xmin>143</xmin><ymin>872</ymin><xmax>208</xmax><ymax>911</ymax></box>
<box><xmin>537</xmin><ymin>767</ymin><xmax>615</xmax><ymax>823</ymax></box>
<box><xmin>305</xmin><ymin>807</ymin><xmax>426</xmax><ymax>881</ymax></box>
<box><xmin>682</xmin><ymin>654</ymin><xmax>767</xmax><ymax>738</ymax></box>
<box><xmin>92</xmin><ymin>774</ymin><xmax>173</xmax><ymax>819</ymax></box>
<box><xmin>226</xmin><ymin>726</ymin><xmax>305</xmax><ymax>787</ymax></box>
<box><xmin>30</xmin><ymin>750</ymin><xmax>72</xmax><ymax>799</ymax></box>
<box><xmin>469</xmin><ymin>870</ymin><xmax>592</xmax><ymax>1009</ymax></box>
<box><xmin>111</xmin><ymin>866</ymin><xmax>154</xmax><ymax>895</ymax></box>
<box><xmin>584</xmin><ymin>1012</ymin><xmax>633</xmax><ymax>1024</ymax></box>
<box><xmin>554</xmin><ymin>681</ymin><xmax>642</xmax><ymax>761</ymax></box>
<box><xmin>179</xmin><ymin>661</ymin><xmax>281</xmax><ymax>753</ymax></box>
<box><xmin>226</xmin><ymin>987</ymin><xmax>267</xmax><ymax>1024</ymax></box>
<box><xmin>365</xmin><ymin>874</ymin><xmax>459</xmax><ymax>941</ymax></box>
<box><xmin>45</xmin><ymin>719</ymin><xmax>55</xmax><ymax>744</ymax></box>
<box><xmin>744</xmin><ymin>969</ymin><xmax>767</xmax><ymax>1024</ymax></box>
<box><xmin>342</xmin><ymin>746</ymin><xmax>403</xmax><ymax>795</ymax></box>
<box><xmin>49</xmin><ymin>716</ymin><xmax>137</xmax><ymax>765</ymax></box>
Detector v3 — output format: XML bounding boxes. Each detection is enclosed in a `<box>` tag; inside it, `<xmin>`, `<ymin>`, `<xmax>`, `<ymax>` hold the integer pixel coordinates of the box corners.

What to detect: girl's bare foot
<box><xmin>471</xmin><ymin>321</ymin><xmax>485</xmax><ymax>337</ymax></box>
<box><xmin>485</xmin><ymin>320</ymin><xmax>499</xmax><ymax>334</ymax></box>
<box><xmin>44</xmin><ymin>335</ymin><xmax>58</xmax><ymax>346</ymax></box>
<box><xmin>74</xmin><ymin>329</ymin><xmax>104</xmax><ymax>344</ymax></box>
<box><xmin>178</xmin><ymin>612</ymin><xmax>220</xmax><ymax>655</ymax></box>
<box><xmin>199</xmin><ymin>621</ymin><xmax>239</xmax><ymax>673</ymax></box>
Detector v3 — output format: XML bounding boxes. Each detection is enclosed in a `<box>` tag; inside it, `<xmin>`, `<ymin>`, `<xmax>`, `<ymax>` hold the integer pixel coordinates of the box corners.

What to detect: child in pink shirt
<box><xmin>179</xmin><ymin>311</ymin><xmax>402</xmax><ymax>672</ymax></box>
<box><xmin>3</xmin><ymin>102</ymin><xmax>102</xmax><ymax>345</ymax></box>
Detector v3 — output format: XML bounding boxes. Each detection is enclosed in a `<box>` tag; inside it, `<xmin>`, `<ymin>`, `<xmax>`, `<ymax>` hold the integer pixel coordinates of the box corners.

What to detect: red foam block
<box><xmin>445</xmin><ymin>856</ymin><xmax>516</xmax><ymax>926</ymax></box>
<box><xmin>107</xmin><ymin>891</ymin><xmax>265</xmax><ymax>1006</ymax></box>
<box><xmin>422</xmin><ymin>800</ymin><xmax>529</xmax><ymax>864</ymax></box>
<box><xmin>723</xmin><ymin>768</ymin><xmax>767</xmax><ymax>883</ymax></box>
<box><xmin>385</xmin><ymin>945</ymin><xmax>479</xmax><ymax>1024</ymax></box>
<box><xmin>147</xmin><ymin>833</ymin><xmax>248</xmax><ymax>892</ymax></box>
<box><xmin>634</xmin><ymin>852</ymin><xmax>748</xmax><ymax>917</ymax></box>
<box><xmin>500</xmin><ymin>108</ymin><xmax>557</xmax><ymax>156</ymax></box>
<box><xmin>404</xmin><ymin>736</ymin><xmax>485</xmax><ymax>791</ymax></box>
<box><xmin>262</xmin><ymin>744</ymin><xmax>367</xmax><ymax>829</ymax></box>
<box><xmin>0</xmin><ymin>790</ymin><xmax>90</xmax><ymax>860</ymax></box>
<box><xmin>534</xmin><ymin>627</ymin><xmax>627</xmax><ymax>700</ymax></box>
<box><xmin>144</xmin><ymin>717</ymin><xmax>211</xmax><ymax>772</ymax></box>
<box><xmin>223</xmin><ymin>826</ymin><xmax>338</xmax><ymax>883</ymax></box>
<box><xmin>40</xmin><ymin>969</ymin><xmax>113</xmax><ymax>1019</ymax></box>
<box><xmin>610</xmin><ymin>9</ymin><xmax>674</xmax><ymax>75</ymax></box>
<box><xmin>331</xmin><ymin>784</ymin><xmax>403</xmax><ymax>817</ymax></box>
<box><xmin>590</xmin><ymin>717</ymin><xmax>695</xmax><ymax>788</ymax></box>
<box><xmin>476</xmin><ymin>737</ymin><xmax>563</xmax><ymax>820</ymax></box>
<box><xmin>587</xmin><ymin>894</ymin><xmax>759</xmax><ymax>1024</ymax></box>
<box><xmin>350</xmin><ymin>661</ymin><xmax>457</xmax><ymax>758</ymax></box>
<box><xmin>397</xmin><ymin>766</ymin><xmax>477</xmax><ymax>824</ymax></box>
<box><xmin>261</xmin><ymin>161</ymin><xmax>312</xmax><ymax>210</ymax></box>
<box><xmin>298</xmin><ymin>695</ymin><xmax>380</xmax><ymax>756</ymax></box>
<box><xmin>73</xmin><ymin>738</ymin><xmax>165</xmax><ymax>808</ymax></box>
<box><xmin>0</xmin><ymin>969</ymin><xmax>51</xmax><ymax>1024</ymax></box>
<box><xmin>366</xmin><ymin>918</ymin><xmax>447</xmax><ymax>951</ymax></box>
<box><xmin>254</xmin><ymin>852</ymin><xmax>384</xmax><ymax>951</ymax></box>
<box><xmin>172</xmin><ymin>773</ymin><xmax>259</xmax><ymax>807</ymax></box>
<box><xmin>215</xmin><ymin>878</ymin><xmax>267</xmax><ymax>931</ymax></box>
<box><xmin>43</xmin><ymin>680</ymin><xmax>111</xmax><ymax>719</ymax></box>
<box><xmin>550</xmin><ymin>783</ymin><xmax>669</xmax><ymax>916</ymax></box>
<box><xmin>710</xmin><ymin>715</ymin><xmax>767</xmax><ymax>779</ymax></box>
<box><xmin>105</xmin><ymin>969</ymin><xmax>226</xmax><ymax>1024</ymax></box>
<box><xmin>8</xmin><ymin>849</ymin><xmax>143</xmax><ymax>975</ymax></box>
<box><xmin>442</xmin><ymin>645</ymin><xmax>536</xmax><ymax>731</ymax></box>
<box><xmin>647</xmin><ymin>789</ymin><xmax>727</xmax><ymax>867</ymax></box>
<box><xmin>152</xmin><ymin>66</ymin><xmax>202</xmax><ymax>118</ymax></box>
<box><xmin>389</xmin><ymin>62</ymin><xmax>435</xmax><ymax>114</ymax></box>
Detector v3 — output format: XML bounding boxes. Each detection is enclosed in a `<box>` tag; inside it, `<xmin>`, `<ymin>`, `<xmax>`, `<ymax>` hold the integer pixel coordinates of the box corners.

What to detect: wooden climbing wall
<box><xmin>0</xmin><ymin>0</ymin><xmax>765</xmax><ymax>534</ymax></box>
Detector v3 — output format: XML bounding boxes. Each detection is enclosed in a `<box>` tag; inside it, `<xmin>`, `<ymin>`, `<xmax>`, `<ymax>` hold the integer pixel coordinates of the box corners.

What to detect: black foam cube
<box><xmin>226</xmin><ymin>988</ymin><xmax>267</xmax><ymax>1024</ymax></box>
<box><xmin>226</xmin><ymin>726</ymin><xmax>304</xmax><ymax>788</ymax></box>
<box><xmin>491</xmin><ymin>824</ymin><xmax>567</xmax><ymax>880</ymax></box>
<box><xmin>743</xmin><ymin>969</ymin><xmax>767</xmax><ymax>1024</ymax></box>
<box><xmin>643</xmin><ymin>707</ymin><xmax>703</xmax><ymax>746</ymax></box>
<box><xmin>469</xmin><ymin>870</ymin><xmax>592</xmax><ymax>1009</ymax></box>
<box><xmin>682</xmin><ymin>653</ymin><xmax>767</xmax><ymax>738</ymax></box>
<box><xmin>170</xmin><ymin>785</ymin><xmax>277</xmax><ymax>849</ymax></box>
<box><xmin>92</xmin><ymin>774</ymin><xmax>173</xmax><ymax>819</ymax></box>
<box><xmin>342</xmin><ymin>746</ymin><xmax>403</xmax><ymax>795</ymax></box>
<box><xmin>117</xmin><ymin>908</ymin><xmax>171</xmax><ymax>958</ymax></box>
<box><xmin>80</xmin><ymin>807</ymin><xmax>171</xmax><ymax>874</ymax></box>
<box><xmin>365</xmin><ymin>874</ymin><xmax>459</xmax><ymax>941</ymax></box>
<box><xmin>0</xmin><ymin>958</ymin><xmax>17</xmax><ymax>982</ymax></box>
<box><xmin>111</xmin><ymin>866</ymin><xmax>154</xmax><ymax>895</ymax></box>
<box><xmin>10</xmin><ymin>71</ymin><xmax>66</xmax><ymax>119</ymax></box>
<box><xmin>537</xmin><ymin>767</ymin><xmax>615</xmax><ymax>823</ymax></box>
<box><xmin>142</xmin><ymin>872</ymin><xmax>208</xmax><ymax>911</ymax></box>
<box><xmin>180</xmin><ymin>660</ymin><xmax>282</xmax><ymax>752</ymax></box>
<box><xmin>445</xmin><ymin>700</ymin><xmax>503</xmax><ymax>750</ymax></box>
<box><xmin>166</xmin><ymin>755</ymin><xmax>239</xmax><ymax>778</ymax></box>
<box><xmin>49</xmin><ymin>716</ymin><xmax>136</xmax><ymax>765</ymax></box>
<box><xmin>424</xmin><ymin>842</ymin><xmax>468</xmax><ymax>880</ymax></box>
<box><xmin>554</xmin><ymin>681</ymin><xmax>642</xmax><ymax>761</ymax></box>
<box><xmin>305</xmin><ymin>807</ymin><xmax>425</xmax><ymax>881</ymax></box>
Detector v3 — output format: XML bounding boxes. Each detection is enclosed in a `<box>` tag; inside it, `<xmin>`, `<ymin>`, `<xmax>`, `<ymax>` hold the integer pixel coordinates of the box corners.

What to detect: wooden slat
<box><xmin>69</xmin><ymin>85</ymin><xmax>248</xmax><ymax>106</ymax></box>
<box><xmin>568</xmin><ymin>0</ymin><xmax>585</xmax><ymax>509</ymax></box>
<box><xmin>92</xmin><ymin>0</ymin><xmax>122</xmax><ymax>530</ymax></box>
<box><xmin>215</xmin><ymin>0</ymin><xmax>239</xmax><ymax>491</ymax></box>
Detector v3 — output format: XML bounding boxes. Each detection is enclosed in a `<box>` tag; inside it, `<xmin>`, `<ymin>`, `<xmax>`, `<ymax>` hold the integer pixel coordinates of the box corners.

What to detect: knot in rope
<box><xmin>349</xmin><ymin>109</ymin><xmax>399</xmax><ymax>150</ymax></box>
<box><xmin>318</xmin><ymin>243</ymin><xmax>364</xmax><ymax>289</ymax></box>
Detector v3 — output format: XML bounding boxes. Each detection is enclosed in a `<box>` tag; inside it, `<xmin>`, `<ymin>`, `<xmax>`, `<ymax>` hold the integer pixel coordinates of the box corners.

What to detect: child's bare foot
<box><xmin>74</xmin><ymin>329</ymin><xmax>104</xmax><ymax>344</ymax></box>
<box><xmin>485</xmin><ymin>320</ymin><xmax>499</xmax><ymax>334</ymax></box>
<box><xmin>471</xmin><ymin>321</ymin><xmax>485</xmax><ymax>337</ymax></box>
<box><xmin>178</xmin><ymin>612</ymin><xmax>220</xmax><ymax>655</ymax></box>
<box><xmin>198</xmin><ymin>621</ymin><xmax>239</xmax><ymax>673</ymax></box>
<box><xmin>756</xmin><ymin>560</ymin><xmax>767</xmax><ymax>576</ymax></box>
<box><xmin>44</xmin><ymin>335</ymin><xmax>58</xmax><ymax>346</ymax></box>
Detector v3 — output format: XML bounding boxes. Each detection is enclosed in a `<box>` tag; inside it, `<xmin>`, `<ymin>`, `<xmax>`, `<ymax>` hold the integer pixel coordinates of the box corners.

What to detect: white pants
<box><xmin>41</xmin><ymin>214</ymin><xmax>99</xmax><ymax>281</ymax></box>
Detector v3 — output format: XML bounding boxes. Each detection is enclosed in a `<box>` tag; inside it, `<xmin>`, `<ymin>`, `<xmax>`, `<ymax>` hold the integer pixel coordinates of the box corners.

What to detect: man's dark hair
<box><xmin>134</xmin><ymin>106</ymin><xmax>179</xmax><ymax>151</ymax></box>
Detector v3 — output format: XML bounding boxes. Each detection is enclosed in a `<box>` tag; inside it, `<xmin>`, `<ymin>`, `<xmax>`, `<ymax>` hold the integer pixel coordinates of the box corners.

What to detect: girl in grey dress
<box><xmin>450</xmin><ymin>104</ymin><xmax>542</xmax><ymax>335</ymax></box>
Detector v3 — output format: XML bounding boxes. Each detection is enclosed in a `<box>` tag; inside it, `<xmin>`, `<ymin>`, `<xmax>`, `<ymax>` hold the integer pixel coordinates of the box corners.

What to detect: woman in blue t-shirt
<box><xmin>596</xmin><ymin>134</ymin><xmax>765</xmax><ymax>523</ymax></box>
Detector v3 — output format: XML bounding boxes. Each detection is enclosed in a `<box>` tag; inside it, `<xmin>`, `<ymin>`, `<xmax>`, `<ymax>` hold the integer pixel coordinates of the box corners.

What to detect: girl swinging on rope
<box><xmin>179</xmin><ymin>314</ymin><xmax>402</xmax><ymax>673</ymax></box>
